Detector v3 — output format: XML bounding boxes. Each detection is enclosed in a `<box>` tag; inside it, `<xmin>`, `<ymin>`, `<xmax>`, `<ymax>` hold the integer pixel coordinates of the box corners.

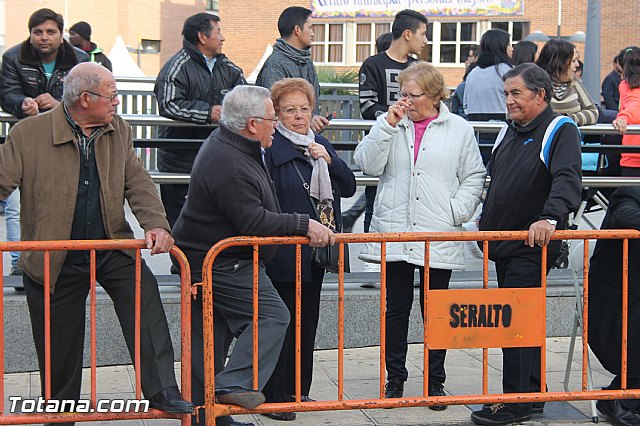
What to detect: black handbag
<box><xmin>292</xmin><ymin>161</ymin><xmax>350</xmax><ymax>274</ymax></box>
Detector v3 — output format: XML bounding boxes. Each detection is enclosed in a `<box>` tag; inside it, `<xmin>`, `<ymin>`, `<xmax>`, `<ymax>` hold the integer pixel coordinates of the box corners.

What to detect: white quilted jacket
<box><xmin>354</xmin><ymin>103</ymin><xmax>486</xmax><ymax>270</ymax></box>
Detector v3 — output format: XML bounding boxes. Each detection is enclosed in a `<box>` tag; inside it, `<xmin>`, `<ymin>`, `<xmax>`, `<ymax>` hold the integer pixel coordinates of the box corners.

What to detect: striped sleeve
<box><xmin>550</xmin><ymin>79</ymin><xmax>599</xmax><ymax>126</ymax></box>
<box><xmin>155</xmin><ymin>50</ymin><xmax>212</xmax><ymax>125</ymax></box>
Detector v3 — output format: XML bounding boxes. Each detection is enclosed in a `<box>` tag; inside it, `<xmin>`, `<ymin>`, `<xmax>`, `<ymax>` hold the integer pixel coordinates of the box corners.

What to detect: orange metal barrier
<box><xmin>0</xmin><ymin>240</ymin><xmax>192</xmax><ymax>425</ymax></box>
<box><xmin>201</xmin><ymin>230</ymin><xmax>640</xmax><ymax>425</ymax></box>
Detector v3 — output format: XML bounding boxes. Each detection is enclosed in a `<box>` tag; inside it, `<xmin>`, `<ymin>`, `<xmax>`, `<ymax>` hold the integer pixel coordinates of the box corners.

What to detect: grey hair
<box><xmin>503</xmin><ymin>63</ymin><xmax>553</xmax><ymax>103</ymax></box>
<box><xmin>62</xmin><ymin>66</ymin><xmax>104</xmax><ymax>106</ymax></box>
<box><xmin>220</xmin><ymin>85</ymin><xmax>271</xmax><ymax>132</ymax></box>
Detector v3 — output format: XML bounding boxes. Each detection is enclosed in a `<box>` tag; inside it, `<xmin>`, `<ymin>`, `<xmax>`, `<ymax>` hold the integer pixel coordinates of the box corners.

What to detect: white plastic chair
<box><xmin>563</xmin><ymin>239</ymin><xmax>598</xmax><ymax>423</ymax></box>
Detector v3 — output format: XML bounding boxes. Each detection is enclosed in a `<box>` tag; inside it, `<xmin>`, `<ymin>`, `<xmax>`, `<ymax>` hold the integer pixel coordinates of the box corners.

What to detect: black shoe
<box><xmin>261</xmin><ymin>412</ymin><xmax>296</xmax><ymax>421</ymax></box>
<box><xmin>290</xmin><ymin>395</ymin><xmax>316</xmax><ymax>402</ymax></box>
<box><xmin>428</xmin><ymin>382</ymin><xmax>447</xmax><ymax>411</ymax></box>
<box><xmin>216</xmin><ymin>415</ymin><xmax>255</xmax><ymax>426</ymax></box>
<box><xmin>471</xmin><ymin>403</ymin><xmax>532</xmax><ymax>425</ymax></box>
<box><xmin>216</xmin><ymin>387</ymin><xmax>265</xmax><ymax>410</ymax></box>
<box><xmin>596</xmin><ymin>399</ymin><xmax>640</xmax><ymax>426</ymax></box>
<box><xmin>532</xmin><ymin>401</ymin><xmax>545</xmax><ymax>414</ymax></box>
<box><xmin>384</xmin><ymin>378</ymin><xmax>405</xmax><ymax>399</ymax></box>
<box><xmin>148</xmin><ymin>386</ymin><xmax>194</xmax><ymax>414</ymax></box>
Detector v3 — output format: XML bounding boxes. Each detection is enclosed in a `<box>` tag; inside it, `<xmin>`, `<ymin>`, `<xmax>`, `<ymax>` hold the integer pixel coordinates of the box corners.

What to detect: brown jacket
<box><xmin>0</xmin><ymin>104</ymin><xmax>170</xmax><ymax>290</ymax></box>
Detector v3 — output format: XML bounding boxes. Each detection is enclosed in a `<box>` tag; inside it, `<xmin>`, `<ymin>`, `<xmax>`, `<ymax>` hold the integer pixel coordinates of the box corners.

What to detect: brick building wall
<box><xmin>220</xmin><ymin>0</ymin><xmax>637</xmax><ymax>94</ymax></box>
<box><xmin>1</xmin><ymin>0</ymin><xmax>201</xmax><ymax>76</ymax></box>
<box><xmin>1</xmin><ymin>1</ymin><xmax>637</xmax><ymax>90</ymax></box>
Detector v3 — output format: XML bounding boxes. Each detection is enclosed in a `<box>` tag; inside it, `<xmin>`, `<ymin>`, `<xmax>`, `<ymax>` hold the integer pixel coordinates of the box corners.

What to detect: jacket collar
<box><xmin>509</xmin><ymin>106</ymin><xmax>555</xmax><ymax>134</ymax></box>
<box><xmin>216</xmin><ymin>125</ymin><xmax>264</xmax><ymax>163</ymax></box>
<box><xmin>268</xmin><ymin>130</ymin><xmax>308</xmax><ymax>167</ymax></box>
<box><xmin>50</xmin><ymin>103</ymin><xmax>115</xmax><ymax>146</ymax></box>
<box><xmin>88</xmin><ymin>42</ymin><xmax>102</xmax><ymax>54</ymax></box>
<box><xmin>182</xmin><ymin>38</ymin><xmax>226</xmax><ymax>70</ymax></box>
<box><xmin>18</xmin><ymin>38</ymin><xmax>81</xmax><ymax>69</ymax></box>
<box><xmin>273</xmin><ymin>38</ymin><xmax>311</xmax><ymax>64</ymax></box>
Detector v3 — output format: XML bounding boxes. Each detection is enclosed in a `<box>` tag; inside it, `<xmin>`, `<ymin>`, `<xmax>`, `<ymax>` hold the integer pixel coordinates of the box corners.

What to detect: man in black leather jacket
<box><xmin>154</xmin><ymin>13</ymin><xmax>246</xmax><ymax>228</ymax></box>
<box><xmin>0</xmin><ymin>8</ymin><xmax>88</xmax><ymax>118</ymax></box>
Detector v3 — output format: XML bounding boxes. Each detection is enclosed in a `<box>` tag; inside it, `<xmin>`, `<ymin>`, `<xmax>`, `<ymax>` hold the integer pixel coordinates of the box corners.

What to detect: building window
<box><xmin>490</xmin><ymin>21</ymin><xmax>529</xmax><ymax>42</ymax></box>
<box><xmin>355</xmin><ymin>22</ymin><xmax>391</xmax><ymax>63</ymax></box>
<box><xmin>427</xmin><ymin>21</ymin><xmax>528</xmax><ymax>66</ymax></box>
<box><xmin>430</xmin><ymin>22</ymin><xmax>477</xmax><ymax>65</ymax></box>
<box><xmin>206</xmin><ymin>0</ymin><xmax>219</xmax><ymax>12</ymax></box>
<box><xmin>312</xmin><ymin>23</ymin><xmax>345</xmax><ymax>64</ymax></box>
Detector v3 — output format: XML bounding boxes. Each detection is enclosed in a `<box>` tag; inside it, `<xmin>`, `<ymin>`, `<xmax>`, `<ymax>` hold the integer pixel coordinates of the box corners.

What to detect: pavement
<box><xmin>3</xmin><ymin>337</ymin><xmax>618</xmax><ymax>425</ymax></box>
<box><xmin>2</xmin><ymin>187</ymin><xmax>619</xmax><ymax>425</ymax></box>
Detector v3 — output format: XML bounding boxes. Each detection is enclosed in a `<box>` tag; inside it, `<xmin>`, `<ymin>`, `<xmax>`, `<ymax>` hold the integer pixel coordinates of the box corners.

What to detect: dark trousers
<box><xmin>263</xmin><ymin>263</ymin><xmax>325</xmax><ymax>402</ymax></box>
<box><xmin>607</xmin><ymin>376</ymin><xmax>640</xmax><ymax>410</ymax></box>
<box><xmin>494</xmin><ymin>255</ymin><xmax>553</xmax><ymax>414</ymax></box>
<box><xmin>160</xmin><ymin>183</ymin><xmax>189</xmax><ymax>228</ymax></box>
<box><xmin>385</xmin><ymin>261</ymin><xmax>452</xmax><ymax>384</ymax></box>
<box><xmin>23</xmin><ymin>251</ymin><xmax>177</xmax><ymax>426</ymax></box>
<box><xmin>363</xmin><ymin>185</ymin><xmax>377</xmax><ymax>233</ymax></box>
<box><xmin>190</xmin><ymin>288</ymin><xmax>236</xmax><ymax>426</ymax></box>
<box><xmin>342</xmin><ymin>185</ymin><xmax>377</xmax><ymax>233</ymax></box>
<box><xmin>622</xmin><ymin>166</ymin><xmax>640</xmax><ymax>177</ymax></box>
<box><xmin>190</xmin><ymin>259</ymin><xmax>289</xmax><ymax>425</ymax></box>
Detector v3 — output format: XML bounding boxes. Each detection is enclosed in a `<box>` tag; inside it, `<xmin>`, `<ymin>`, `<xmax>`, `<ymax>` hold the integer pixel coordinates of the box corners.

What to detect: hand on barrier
<box><xmin>145</xmin><ymin>228</ymin><xmax>174</xmax><ymax>255</ymax></box>
<box><xmin>307</xmin><ymin>219</ymin><xmax>336</xmax><ymax>247</ymax></box>
<box><xmin>526</xmin><ymin>220</ymin><xmax>556</xmax><ymax>248</ymax></box>
<box><xmin>612</xmin><ymin>118</ymin><xmax>628</xmax><ymax>134</ymax></box>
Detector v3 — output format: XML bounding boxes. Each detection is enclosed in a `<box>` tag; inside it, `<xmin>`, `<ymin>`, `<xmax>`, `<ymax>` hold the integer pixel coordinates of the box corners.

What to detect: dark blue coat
<box><xmin>265</xmin><ymin>130</ymin><xmax>356</xmax><ymax>282</ymax></box>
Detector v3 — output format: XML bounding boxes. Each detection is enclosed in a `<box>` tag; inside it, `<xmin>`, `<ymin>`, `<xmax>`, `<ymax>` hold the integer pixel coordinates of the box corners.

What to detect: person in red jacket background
<box><xmin>613</xmin><ymin>46</ymin><xmax>640</xmax><ymax>176</ymax></box>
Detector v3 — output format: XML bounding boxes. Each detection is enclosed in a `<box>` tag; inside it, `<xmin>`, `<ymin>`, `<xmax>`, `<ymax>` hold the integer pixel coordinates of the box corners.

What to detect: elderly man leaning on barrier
<box><xmin>471</xmin><ymin>63</ymin><xmax>582</xmax><ymax>426</ymax></box>
<box><xmin>0</xmin><ymin>62</ymin><xmax>193</xmax><ymax>422</ymax></box>
<box><xmin>588</xmin><ymin>186</ymin><xmax>640</xmax><ymax>426</ymax></box>
<box><xmin>171</xmin><ymin>85</ymin><xmax>334</xmax><ymax>424</ymax></box>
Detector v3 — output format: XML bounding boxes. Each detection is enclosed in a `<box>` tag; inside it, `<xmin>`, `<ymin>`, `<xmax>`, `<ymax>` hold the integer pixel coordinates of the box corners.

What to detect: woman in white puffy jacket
<box><xmin>354</xmin><ymin>61</ymin><xmax>486</xmax><ymax>406</ymax></box>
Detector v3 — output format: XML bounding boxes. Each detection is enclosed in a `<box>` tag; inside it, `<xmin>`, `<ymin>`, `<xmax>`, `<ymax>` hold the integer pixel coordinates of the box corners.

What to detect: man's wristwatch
<box><xmin>545</xmin><ymin>219</ymin><xmax>558</xmax><ymax>227</ymax></box>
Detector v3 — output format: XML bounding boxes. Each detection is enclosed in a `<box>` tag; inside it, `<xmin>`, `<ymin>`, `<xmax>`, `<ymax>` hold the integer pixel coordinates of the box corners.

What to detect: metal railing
<box><xmin>0</xmin><ymin>240</ymin><xmax>192</xmax><ymax>425</ymax></box>
<box><xmin>200</xmin><ymin>230</ymin><xmax>640</xmax><ymax>425</ymax></box>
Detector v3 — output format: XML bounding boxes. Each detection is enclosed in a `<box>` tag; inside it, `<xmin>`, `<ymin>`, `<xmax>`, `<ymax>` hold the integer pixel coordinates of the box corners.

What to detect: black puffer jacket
<box><xmin>0</xmin><ymin>39</ymin><xmax>88</xmax><ymax>118</ymax></box>
<box><xmin>154</xmin><ymin>39</ymin><xmax>246</xmax><ymax>173</ymax></box>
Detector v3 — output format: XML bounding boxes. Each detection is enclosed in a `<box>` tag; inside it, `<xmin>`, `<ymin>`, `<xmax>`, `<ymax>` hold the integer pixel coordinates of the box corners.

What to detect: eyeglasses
<box><xmin>398</xmin><ymin>92</ymin><xmax>426</xmax><ymax>101</ymax></box>
<box><xmin>85</xmin><ymin>91</ymin><xmax>119</xmax><ymax>102</ymax></box>
<box><xmin>279</xmin><ymin>106</ymin><xmax>313</xmax><ymax>116</ymax></box>
<box><xmin>252</xmin><ymin>116</ymin><xmax>279</xmax><ymax>124</ymax></box>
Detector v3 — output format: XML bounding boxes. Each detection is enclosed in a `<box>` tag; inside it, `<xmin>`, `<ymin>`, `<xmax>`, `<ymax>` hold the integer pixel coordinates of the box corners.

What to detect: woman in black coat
<box><xmin>588</xmin><ymin>186</ymin><xmax>640</xmax><ymax>423</ymax></box>
<box><xmin>262</xmin><ymin>78</ymin><xmax>356</xmax><ymax>420</ymax></box>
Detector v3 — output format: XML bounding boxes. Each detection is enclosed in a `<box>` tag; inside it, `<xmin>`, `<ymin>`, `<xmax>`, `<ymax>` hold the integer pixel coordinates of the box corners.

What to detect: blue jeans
<box><xmin>1</xmin><ymin>189</ymin><xmax>20</xmax><ymax>267</ymax></box>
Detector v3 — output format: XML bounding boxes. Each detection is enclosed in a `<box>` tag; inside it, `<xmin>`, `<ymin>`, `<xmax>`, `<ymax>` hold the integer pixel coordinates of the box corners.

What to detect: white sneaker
<box><xmin>363</xmin><ymin>262</ymin><xmax>381</xmax><ymax>272</ymax></box>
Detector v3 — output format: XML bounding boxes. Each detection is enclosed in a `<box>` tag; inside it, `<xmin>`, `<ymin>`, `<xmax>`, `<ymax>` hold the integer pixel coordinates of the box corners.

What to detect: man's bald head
<box><xmin>62</xmin><ymin>62</ymin><xmax>114</xmax><ymax>106</ymax></box>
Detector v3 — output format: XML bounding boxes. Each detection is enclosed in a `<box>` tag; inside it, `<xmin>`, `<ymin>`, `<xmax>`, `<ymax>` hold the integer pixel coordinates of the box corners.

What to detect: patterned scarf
<box><xmin>276</xmin><ymin>124</ymin><xmax>336</xmax><ymax>230</ymax></box>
